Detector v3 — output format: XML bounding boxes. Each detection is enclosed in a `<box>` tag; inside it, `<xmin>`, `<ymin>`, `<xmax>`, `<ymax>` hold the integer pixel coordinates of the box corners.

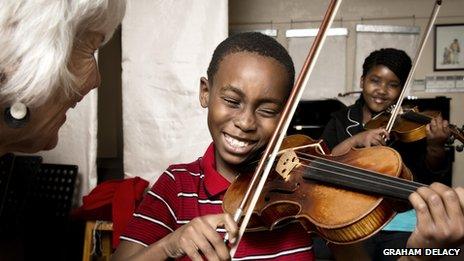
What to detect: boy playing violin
<box><xmin>321</xmin><ymin>48</ymin><xmax>453</xmax><ymax>260</ymax></box>
<box><xmin>113</xmin><ymin>35</ymin><xmax>464</xmax><ymax>260</ymax></box>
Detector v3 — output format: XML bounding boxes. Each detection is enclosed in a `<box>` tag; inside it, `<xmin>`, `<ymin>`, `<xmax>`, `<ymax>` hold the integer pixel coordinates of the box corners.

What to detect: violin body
<box><xmin>223</xmin><ymin>135</ymin><xmax>413</xmax><ymax>244</ymax></box>
<box><xmin>365</xmin><ymin>110</ymin><xmax>441</xmax><ymax>143</ymax></box>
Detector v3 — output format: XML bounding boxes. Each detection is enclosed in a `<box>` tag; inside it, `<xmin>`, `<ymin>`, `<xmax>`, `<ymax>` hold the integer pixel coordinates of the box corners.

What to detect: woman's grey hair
<box><xmin>0</xmin><ymin>0</ymin><xmax>126</xmax><ymax>107</ymax></box>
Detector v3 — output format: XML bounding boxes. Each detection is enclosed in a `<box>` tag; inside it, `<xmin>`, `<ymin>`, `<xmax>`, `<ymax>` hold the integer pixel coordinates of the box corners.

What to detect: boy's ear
<box><xmin>199</xmin><ymin>77</ymin><xmax>210</xmax><ymax>108</ymax></box>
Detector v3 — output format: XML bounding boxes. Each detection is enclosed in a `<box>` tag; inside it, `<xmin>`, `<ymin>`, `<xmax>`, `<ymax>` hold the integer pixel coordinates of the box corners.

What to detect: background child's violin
<box><xmin>365</xmin><ymin>106</ymin><xmax>464</xmax><ymax>151</ymax></box>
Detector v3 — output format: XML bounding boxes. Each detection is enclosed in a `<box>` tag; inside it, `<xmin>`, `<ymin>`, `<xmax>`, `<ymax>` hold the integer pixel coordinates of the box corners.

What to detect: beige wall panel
<box><xmin>122</xmin><ymin>0</ymin><xmax>228</xmax><ymax>184</ymax></box>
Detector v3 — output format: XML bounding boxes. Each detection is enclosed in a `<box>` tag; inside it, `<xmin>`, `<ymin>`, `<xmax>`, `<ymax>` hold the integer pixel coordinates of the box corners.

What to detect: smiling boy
<box><xmin>113</xmin><ymin>34</ymin><xmax>464</xmax><ymax>261</ymax></box>
<box><xmin>113</xmin><ymin>32</ymin><xmax>314</xmax><ymax>260</ymax></box>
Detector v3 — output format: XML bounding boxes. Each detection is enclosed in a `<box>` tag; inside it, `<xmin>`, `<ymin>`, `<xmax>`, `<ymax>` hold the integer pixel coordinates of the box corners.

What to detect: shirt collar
<box><xmin>201</xmin><ymin>143</ymin><xmax>231</xmax><ymax>197</ymax></box>
<box><xmin>346</xmin><ymin>100</ymin><xmax>364</xmax><ymax>136</ymax></box>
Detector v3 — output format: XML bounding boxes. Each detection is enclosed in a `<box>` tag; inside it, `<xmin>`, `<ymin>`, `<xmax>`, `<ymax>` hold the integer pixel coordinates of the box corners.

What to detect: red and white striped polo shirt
<box><xmin>121</xmin><ymin>144</ymin><xmax>314</xmax><ymax>260</ymax></box>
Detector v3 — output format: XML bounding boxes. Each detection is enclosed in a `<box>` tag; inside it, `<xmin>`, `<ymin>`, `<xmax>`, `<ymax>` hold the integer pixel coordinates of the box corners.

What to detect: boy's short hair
<box><xmin>362</xmin><ymin>48</ymin><xmax>412</xmax><ymax>86</ymax></box>
<box><xmin>207</xmin><ymin>32</ymin><xmax>295</xmax><ymax>90</ymax></box>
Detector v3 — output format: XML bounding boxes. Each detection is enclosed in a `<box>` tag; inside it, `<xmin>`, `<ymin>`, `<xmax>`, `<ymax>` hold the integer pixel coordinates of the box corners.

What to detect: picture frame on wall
<box><xmin>434</xmin><ymin>24</ymin><xmax>464</xmax><ymax>71</ymax></box>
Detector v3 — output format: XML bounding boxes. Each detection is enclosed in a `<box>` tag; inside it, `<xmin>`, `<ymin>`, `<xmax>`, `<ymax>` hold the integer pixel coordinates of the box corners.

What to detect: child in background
<box><xmin>321</xmin><ymin>48</ymin><xmax>451</xmax><ymax>260</ymax></box>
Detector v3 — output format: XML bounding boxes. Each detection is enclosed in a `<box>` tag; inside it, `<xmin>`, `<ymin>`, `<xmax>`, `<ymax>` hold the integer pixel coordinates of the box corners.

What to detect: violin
<box><xmin>223</xmin><ymin>134</ymin><xmax>421</xmax><ymax>244</ymax></box>
<box><xmin>365</xmin><ymin>106</ymin><xmax>464</xmax><ymax>150</ymax></box>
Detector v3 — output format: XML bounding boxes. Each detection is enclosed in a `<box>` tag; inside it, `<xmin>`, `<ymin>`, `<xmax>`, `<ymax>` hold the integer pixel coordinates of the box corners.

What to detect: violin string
<box><xmin>292</xmin><ymin>161</ymin><xmax>419</xmax><ymax>199</ymax></box>
<box><xmin>294</xmin><ymin>151</ymin><xmax>423</xmax><ymax>190</ymax></box>
<box><xmin>241</xmin><ymin>147</ymin><xmax>423</xmax><ymax>194</ymax></box>
<box><xmin>292</xmin><ymin>151</ymin><xmax>419</xmax><ymax>189</ymax></box>
<box><xmin>296</xmin><ymin>160</ymin><xmax>418</xmax><ymax>192</ymax></box>
<box><xmin>290</xmin><ymin>165</ymin><xmax>415</xmax><ymax>199</ymax></box>
<box><xmin>294</xmin><ymin>150</ymin><xmax>424</xmax><ymax>195</ymax></box>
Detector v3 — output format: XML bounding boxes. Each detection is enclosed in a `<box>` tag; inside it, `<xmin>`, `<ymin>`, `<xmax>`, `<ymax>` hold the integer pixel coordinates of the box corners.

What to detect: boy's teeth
<box><xmin>225</xmin><ymin>134</ymin><xmax>249</xmax><ymax>148</ymax></box>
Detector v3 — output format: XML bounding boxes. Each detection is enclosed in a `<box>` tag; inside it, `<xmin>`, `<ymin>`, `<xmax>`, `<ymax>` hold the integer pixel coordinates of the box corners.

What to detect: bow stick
<box><xmin>227</xmin><ymin>0</ymin><xmax>343</xmax><ymax>257</ymax></box>
<box><xmin>385</xmin><ymin>0</ymin><xmax>442</xmax><ymax>133</ymax></box>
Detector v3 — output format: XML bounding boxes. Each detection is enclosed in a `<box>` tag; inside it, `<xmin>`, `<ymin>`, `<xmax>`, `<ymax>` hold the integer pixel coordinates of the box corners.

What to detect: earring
<box><xmin>4</xmin><ymin>102</ymin><xmax>30</xmax><ymax>128</ymax></box>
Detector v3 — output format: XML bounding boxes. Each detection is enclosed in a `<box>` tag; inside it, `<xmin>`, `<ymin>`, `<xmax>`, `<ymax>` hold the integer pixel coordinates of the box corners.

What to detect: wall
<box><xmin>229</xmin><ymin>0</ymin><xmax>464</xmax><ymax>186</ymax></box>
<box><xmin>120</xmin><ymin>0</ymin><xmax>228</xmax><ymax>184</ymax></box>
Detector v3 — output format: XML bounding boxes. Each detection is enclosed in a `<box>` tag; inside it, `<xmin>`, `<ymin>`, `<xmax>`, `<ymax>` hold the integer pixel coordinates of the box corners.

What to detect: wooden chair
<box><xmin>82</xmin><ymin>220</ymin><xmax>114</xmax><ymax>261</ymax></box>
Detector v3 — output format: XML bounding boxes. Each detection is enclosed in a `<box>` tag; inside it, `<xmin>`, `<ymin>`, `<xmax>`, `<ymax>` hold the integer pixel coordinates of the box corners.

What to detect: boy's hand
<box><xmin>426</xmin><ymin>115</ymin><xmax>450</xmax><ymax>147</ymax></box>
<box><xmin>161</xmin><ymin>213</ymin><xmax>238</xmax><ymax>261</ymax></box>
<box><xmin>352</xmin><ymin>128</ymin><xmax>389</xmax><ymax>148</ymax></box>
<box><xmin>407</xmin><ymin>183</ymin><xmax>464</xmax><ymax>249</ymax></box>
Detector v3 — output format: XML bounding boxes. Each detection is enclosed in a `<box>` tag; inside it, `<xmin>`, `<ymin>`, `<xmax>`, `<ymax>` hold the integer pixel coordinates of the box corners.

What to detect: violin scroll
<box><xmin>448</xmin><ymin>124</ymin><xmax>464</xmax><ymax>152</ymax></box>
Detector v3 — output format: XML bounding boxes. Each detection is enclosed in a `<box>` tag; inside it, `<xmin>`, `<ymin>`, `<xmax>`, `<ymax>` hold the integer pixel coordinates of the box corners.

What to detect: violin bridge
<box><xmin>276</xmin><ymin>150</ymin><xmax>300</xmax><ymax>181</ymax></box>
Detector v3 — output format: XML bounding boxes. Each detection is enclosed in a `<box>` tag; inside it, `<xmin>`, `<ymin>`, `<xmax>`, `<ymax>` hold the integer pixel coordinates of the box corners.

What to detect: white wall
<box><xmin>121</xmin><ymin>0</ymin><xmax>228</xmax><ymax>184</ymax></box>
<box><xmin>230</xmin><ymin>0</ymin><xmax>464</xmax><ymax>186</ymax></box>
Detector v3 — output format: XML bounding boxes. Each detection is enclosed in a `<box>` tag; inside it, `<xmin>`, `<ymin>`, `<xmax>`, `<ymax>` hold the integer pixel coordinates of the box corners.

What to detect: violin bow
<box><xmin>227</xmin><ymin>0</ymin><xmax>343</xmax><ymax>257</ymax></box>
<box><xmin>385</xmin><ymin>0</ymin><xmax>442</xmax><ymax>133</ymax></box>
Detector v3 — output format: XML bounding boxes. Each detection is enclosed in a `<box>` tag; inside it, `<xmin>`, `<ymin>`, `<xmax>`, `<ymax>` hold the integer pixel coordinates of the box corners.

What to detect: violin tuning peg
<box><xmin>447</xmin><ymin>135</ymin><xmax>455</xmax><ymax>144</ymax></box>
<box><xmin>456</xmin><ymin>144</ymin><xmax>464</xmax><ymax>153</ymax></box>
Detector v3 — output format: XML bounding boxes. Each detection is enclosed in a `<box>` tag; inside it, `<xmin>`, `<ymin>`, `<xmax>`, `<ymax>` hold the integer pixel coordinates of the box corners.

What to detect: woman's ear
<box><xmin>360</xmin><ymin>76</ymin><xmax>365</xmax><ymax>90</ymax></box>
<box><xmin>199</xmin><ymin>77</ymin><xmax>210</xmax><ymax>108</ymax></box>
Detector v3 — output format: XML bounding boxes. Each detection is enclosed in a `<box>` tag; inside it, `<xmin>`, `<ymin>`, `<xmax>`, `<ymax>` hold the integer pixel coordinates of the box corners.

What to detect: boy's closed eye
<box><xmin>257</xmin><ymin>107</ymin><xmax>279</xmax><ymax>117</ymax></box>
<box><xmin>223</xmin><ymin>97</ymin><xmax>240</xmax><ymax>107</ymax></box>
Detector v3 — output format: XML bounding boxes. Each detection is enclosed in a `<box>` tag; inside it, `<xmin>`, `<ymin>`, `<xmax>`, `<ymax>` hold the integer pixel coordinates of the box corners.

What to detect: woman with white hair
<box><xmin>0</xmin><ymin>0</ymin><xmax>126</xmax><ymax>155</ymax></box>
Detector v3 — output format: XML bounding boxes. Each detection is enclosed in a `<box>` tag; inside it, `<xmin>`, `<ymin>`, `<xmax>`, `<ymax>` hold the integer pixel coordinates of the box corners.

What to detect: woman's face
<box><xmin>0</xmin><ymin>31</ymin><xmax>104</xmax><ymax>154</ymax></box>
<box><xmin>361</xmin><ymin>64</ymin><xmax>402</xmax><ymax>114</ymax></box>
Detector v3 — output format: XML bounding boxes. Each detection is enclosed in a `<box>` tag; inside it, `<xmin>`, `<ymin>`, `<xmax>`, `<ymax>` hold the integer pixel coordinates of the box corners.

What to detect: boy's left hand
<box><xmin>426</xmin><ymin>115</ymin><xmax>450</xmax><ymax>147</ymax></box>
<box><xmin>407</xmin><ymin>183</ymin><xmax>464</xmax><ymax>249</ymax></box>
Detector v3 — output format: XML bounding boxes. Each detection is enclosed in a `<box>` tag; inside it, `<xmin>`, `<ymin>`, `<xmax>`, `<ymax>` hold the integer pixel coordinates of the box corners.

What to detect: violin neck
<box><xmin>401</xmin><ymin>110</ymin><xmax>432</xmax><ymax>124</ymax></box>
<box><xmin>302</xmin><ymin>159</ymin><xmax>423</xmax><ymax>200</ymax></box>
<box><xmin>402</xmin><ymin>111</ymin><xmax>464</xmax><ymax>144</ymax></box>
